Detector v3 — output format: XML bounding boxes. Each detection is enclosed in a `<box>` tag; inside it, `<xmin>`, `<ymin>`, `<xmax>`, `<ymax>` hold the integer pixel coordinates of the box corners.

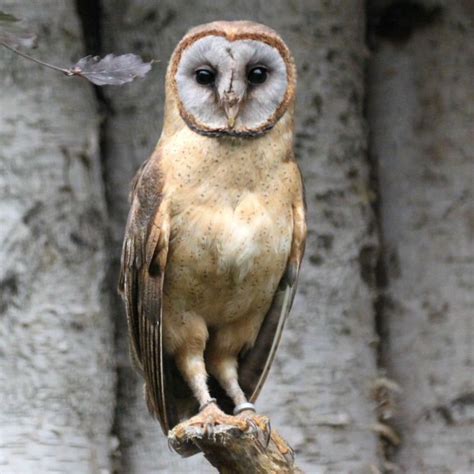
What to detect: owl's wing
<box><xmin>238</xmin><ymin>165</ymin><xmax>306</xmax><ymax>403</ymax></box>
<box><xmin>118</xmin><ymin>153</ymin><xmax>172</xmax><ymax>432</ymax></box>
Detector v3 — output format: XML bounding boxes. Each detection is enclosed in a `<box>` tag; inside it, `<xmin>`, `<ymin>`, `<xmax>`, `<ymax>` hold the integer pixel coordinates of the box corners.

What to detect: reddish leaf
<box><xmin>69</xmin><ymin>54</ymin><xmax>153</xmax><ymax>86</ymax></box>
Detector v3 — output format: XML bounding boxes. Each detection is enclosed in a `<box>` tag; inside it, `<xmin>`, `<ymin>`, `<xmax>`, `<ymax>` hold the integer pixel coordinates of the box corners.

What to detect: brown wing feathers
<box><xmin>119</xmin><ymin>156</ymin><xmax>170</xmax><ymax>432</ymax></box>
<box><xmin>238</xmin><ymin>263</ymin><xmax>300</xmax><ymax>402</ymax></box>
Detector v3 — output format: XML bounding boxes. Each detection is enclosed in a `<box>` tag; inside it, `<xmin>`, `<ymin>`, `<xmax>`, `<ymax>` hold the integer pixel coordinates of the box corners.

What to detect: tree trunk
<box><xmin>102</xmin><ymin>1</ymin><xmax>380</xmax><ymax>472</ymax></box>
<box><xmin>368</xmin><ymin>0</ymin><xmax>474</xmax><ymax>471</ymax></box>
<box><xmin>1</xmin><ymin>1</ymin><xmax>471</xmax><ymax>473</ymax></box>
<box><xmin>0</xmin><ymin>1</ymin><xmax>115</xmax><ymax>472</ymax></box>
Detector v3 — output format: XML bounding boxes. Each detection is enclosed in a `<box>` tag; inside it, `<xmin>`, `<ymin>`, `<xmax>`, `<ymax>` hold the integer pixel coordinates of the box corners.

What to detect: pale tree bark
<box><xmin>2</xmin><ymin>1</ymin><xmax>472</xmax><ymax>473</ymax></box>
<box><xmin>0</xmin><ymin>1</ymin><xmax>115</xmax><ymax>473</ymax></box>
<box><xmin>102</xmin><ymin>1</ymin><xmax>381</xmax><ymax>473</ymax></box>
<box><xmin>368</xmin><ymin>0</ymin><xmax>474</xmax><ymax>472</ymax></box>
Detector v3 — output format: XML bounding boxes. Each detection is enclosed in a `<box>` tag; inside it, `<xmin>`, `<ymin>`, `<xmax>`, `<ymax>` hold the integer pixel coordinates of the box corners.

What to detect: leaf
<box><xmin>68</xmin><ymin>54</ymin><xmax>153</xmax><ymax>86</ymax></box>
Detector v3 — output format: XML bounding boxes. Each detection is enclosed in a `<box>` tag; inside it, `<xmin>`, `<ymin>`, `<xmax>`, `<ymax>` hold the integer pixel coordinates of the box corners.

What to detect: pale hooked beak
<box><xmin>222</xmin><ymin>91</ymin><xmax>241</xmax><ymax>129</ymax></box>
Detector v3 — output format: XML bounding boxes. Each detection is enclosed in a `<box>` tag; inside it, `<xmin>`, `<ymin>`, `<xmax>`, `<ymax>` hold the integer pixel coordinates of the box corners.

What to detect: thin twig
<box><xmin>1</xmin><ymin>41</ymin><xmax>71</xmax><ymax>74</ymax></box>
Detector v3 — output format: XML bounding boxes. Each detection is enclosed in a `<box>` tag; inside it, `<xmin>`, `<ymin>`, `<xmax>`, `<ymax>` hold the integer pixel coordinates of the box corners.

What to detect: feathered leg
<box><xmin>206</xmin><ymin>316</ymin><xmax>262</xmax><ymax>415</ymax></box>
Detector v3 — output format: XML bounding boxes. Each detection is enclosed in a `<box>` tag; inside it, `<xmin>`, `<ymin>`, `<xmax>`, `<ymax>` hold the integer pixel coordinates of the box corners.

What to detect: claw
<box><xmin>245</xmin><ymin>416</ymin><xmax>259</xmax><ymax>435</ymax></box>
<box><xmin>255</xmin><ymin>416</ymin><xmax>271</xmax><ymax>449</ymax></box>
<box><xmin>186</xmin><ymin>402</ymin><xmax>239</xmax><ymax>436</ymax></box>
<box><xmin>265</xmin><ymin>419</ymin><xmax>272</xmax><ymax>449</ymax></box>
<box><xmin>236</xmin><ymin>410</ymin><xmax>272</xmax><ymax>449</ymax></box>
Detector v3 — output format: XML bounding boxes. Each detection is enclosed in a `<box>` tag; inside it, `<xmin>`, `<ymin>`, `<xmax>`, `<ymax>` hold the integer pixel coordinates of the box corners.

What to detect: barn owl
<box><xmin>119</xmin><ymin>20</ymin><xmax>306</xmax><ymax>442</ymax></box>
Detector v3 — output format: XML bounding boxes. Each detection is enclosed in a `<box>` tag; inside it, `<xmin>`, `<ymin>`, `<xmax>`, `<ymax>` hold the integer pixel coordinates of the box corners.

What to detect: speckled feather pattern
<box><xmin>160</xmin><ymin>119</ymin><xmax>297</xmax><ymax>349</ymax></box>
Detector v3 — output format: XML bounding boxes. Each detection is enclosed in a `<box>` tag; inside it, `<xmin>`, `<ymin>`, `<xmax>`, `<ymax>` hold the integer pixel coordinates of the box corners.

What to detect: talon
<box><xmin>246</xmin><ymin>417</ymin><xmax>259</xmax><ymax>434</ymax></box>
<box><xmin>204</xmin><ymin>421</ymin><xmax>212</xmax><ymax>437</ymax></box>
<box><xmin>265</xmin><ymin>419</ymin><xmax>272</xmax><ymax>449</ymax></box>
<box><xmin>185</xmin><ymin>401</ymin><xmax>239</xmax><ymax>437</ymax></box>
<box><xmin>236</xmin><ymin>408</ymin><xmax>263</xmax><ymax>442</ymax></box>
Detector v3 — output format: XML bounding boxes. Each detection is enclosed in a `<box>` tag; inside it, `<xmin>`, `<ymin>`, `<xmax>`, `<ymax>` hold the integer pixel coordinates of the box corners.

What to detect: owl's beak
<box><xmin>222</xmin><ymin>92</ymin><xmax>241</xmax><ymax>129</ymax></box>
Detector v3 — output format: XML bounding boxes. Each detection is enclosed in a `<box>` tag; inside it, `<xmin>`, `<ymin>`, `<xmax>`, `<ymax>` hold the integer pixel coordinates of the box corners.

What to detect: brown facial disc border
<box><xmin>170</xmin><ymin>28</ymin><xmax>297</xmax><ymax>138</ymax></box>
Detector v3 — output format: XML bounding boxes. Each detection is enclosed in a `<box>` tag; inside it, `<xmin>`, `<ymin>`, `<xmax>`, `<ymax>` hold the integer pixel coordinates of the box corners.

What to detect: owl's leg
<box><xmin>206</xmin><ymin>320</ymin><xmax>271</xmax><ymax>444</ymax></box>
<box><xmin>165</xmin><ymin>311</ymin><xmax>237</xmax><ymax>432</ymax></box>
<box><xmin>206</xmin><ymin>316</ymin><xmax>261</xmax><ymax>414</ymax></box>
<box><xmin>165</xmin><ymin>312</ymin><xmax>213</xmax><ymax>408</ymax></box>
<box><xmin>174</xmin><ymin>351</ymin><xmax>211</xmax><ymax>409</ymax></box>
<box><xmin>174</xmin><ymin>342</ymin><xmax>235</xmax><ymax>432</ymax></box>
<box><xmin>207</xmin><ymin>354</ymin><xmax>248</xmax><ymax>407</ymax></box>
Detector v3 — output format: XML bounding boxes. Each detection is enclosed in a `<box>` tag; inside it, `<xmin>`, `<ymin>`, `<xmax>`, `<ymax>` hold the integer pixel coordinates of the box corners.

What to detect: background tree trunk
<box><xmin>368</xmin><ymin>0</ymin><xmax>474</xmax><ymax>472</ymax></box>
<box><xmin>102</xmin><ymin>0</ymin><xmax>380</xmax><ymax>472</ymax></box>
<box><xmin>2</xmin><ymin>1</ymin><xmax>471</xmax><ymax>473</ymax></box>
<box><xmin>0</xmin><ymin>1</ymin><xmax>115</xmax><ymax>473</ymax></box>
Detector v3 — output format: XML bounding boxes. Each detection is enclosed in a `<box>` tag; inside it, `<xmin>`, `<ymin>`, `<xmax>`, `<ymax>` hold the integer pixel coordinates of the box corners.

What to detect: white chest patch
<box><xmin>210</xmin><ymin>193</ymin><xmax>291</xmax><ymax>282</ymax></box>
<box><xmin>172</xmin><ymin>189</ymin><xmax>293</xmax><ymax>285</ymax></box>
<box><xmin>217</xmin><ymin>211</ymin><xmax>266</xmax><ymax>277</ymax></box>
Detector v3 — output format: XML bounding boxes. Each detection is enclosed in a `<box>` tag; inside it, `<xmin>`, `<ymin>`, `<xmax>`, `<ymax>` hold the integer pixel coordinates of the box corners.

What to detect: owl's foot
<box><xmin>234</xmin><ymin>402</ymin><xmax>259</xmax><ymax>434</ymax></box>
<box><xmin>168</xmin><ymin>403</ymin><xmax>276</xmax><ymax>457</ymax></box>
<box><xmin>188</xmin><ymin>401</ymin><xmax>246</xmax><ymax>436</ymax></box>
<box><xmin>236</xmin><ymin>410</ymin><xmax>272</xmax><ymax>448</ymax></box>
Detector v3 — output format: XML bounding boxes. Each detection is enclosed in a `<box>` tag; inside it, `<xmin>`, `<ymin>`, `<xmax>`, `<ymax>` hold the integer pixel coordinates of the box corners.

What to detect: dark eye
<box><xmin>247</xmin><ymin>66</ymin><xmax>268</xmax><ymax>85</ymax></box>
<box><xmin>195</xmin><ymin>69</ymin><xmax>215</xmax><ymax>86</ymax></box>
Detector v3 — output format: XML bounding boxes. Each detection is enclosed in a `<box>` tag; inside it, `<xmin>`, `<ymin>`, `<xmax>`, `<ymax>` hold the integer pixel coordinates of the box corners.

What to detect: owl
<box><xmin>119</xmin><ymin>21</ymin><xmax>306</xmax><ymax>440</ymax></box>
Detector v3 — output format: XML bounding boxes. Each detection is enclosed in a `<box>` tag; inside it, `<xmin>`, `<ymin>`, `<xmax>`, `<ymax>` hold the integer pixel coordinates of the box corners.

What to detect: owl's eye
<box><xmin>247</xmin><ymin>66</ymin><xmax>268</xmax><ymax>85</ymax></box>
<box><xmin>195</xmin><ymin>69</ymin><xmax>215</xmax><ymax>86</ymax></box>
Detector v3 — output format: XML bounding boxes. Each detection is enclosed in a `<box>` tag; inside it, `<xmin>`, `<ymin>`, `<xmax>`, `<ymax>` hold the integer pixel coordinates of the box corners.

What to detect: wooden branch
<box><xmin>169</xmin><ymin>414</ymin><xmax>303</xmax><ymax>473</ymax></box>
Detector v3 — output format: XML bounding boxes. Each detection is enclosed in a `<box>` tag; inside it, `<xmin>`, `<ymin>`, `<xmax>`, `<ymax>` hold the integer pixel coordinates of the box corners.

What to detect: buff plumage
<box><xmin>119</xmin><ymin>21</ymin><xmax>306</xmax><ymax>440</ymax></box>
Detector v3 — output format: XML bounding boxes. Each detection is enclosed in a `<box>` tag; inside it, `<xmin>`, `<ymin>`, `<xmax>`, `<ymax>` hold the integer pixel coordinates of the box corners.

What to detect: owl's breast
<box><xmin>214</xmin><ymin>192</ymin><xmax>292</xmax><ymax>281</ymax></box>
<box><xmin>170</xmin><ymin>190</ymin><xmax>292</xmax><ymax>284</ymax></box>
<box><xmin>160</xmin><ymin>128</ymin><xmax>296</xmax><ymax>321</ymax></box>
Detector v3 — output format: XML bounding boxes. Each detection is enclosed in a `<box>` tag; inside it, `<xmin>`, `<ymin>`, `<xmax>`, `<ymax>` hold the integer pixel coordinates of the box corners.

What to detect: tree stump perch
<box><xmin>169</xmin><ymin>413</ymin><xmax>303</xmax><ymax>473</ymax></box>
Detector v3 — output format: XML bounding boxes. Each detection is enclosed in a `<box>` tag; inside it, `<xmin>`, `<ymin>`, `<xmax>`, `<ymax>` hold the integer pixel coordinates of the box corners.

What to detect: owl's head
<box><xmin>167</xmin><ymin>21</ymin><xmax>296</xmax><ymax>138</ymax></box>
